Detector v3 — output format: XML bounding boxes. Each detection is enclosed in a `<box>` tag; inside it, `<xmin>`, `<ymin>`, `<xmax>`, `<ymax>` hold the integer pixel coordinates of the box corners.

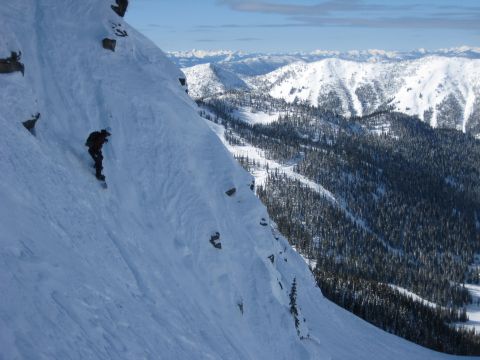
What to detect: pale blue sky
<box><xmin>126</xmin><ymin>0</ymin><xmax>480</xmax><ymax>52</ymax></box>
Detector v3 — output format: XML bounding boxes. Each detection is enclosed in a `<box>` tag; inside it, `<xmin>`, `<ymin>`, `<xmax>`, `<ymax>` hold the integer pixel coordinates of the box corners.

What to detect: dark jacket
<box><xmin>86</xmin><ymin>130</ymin><xmax>110</xmax><ymax>152</ymax></box>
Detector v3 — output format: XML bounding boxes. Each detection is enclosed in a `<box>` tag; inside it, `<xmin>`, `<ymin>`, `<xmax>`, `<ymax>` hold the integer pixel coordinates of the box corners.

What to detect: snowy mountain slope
<box><xmin>0</xmin><ymin>1</ymin><xmax>473</xmax><ymax>359</ymax></box>
<box><xmin>259</xmin><ymin>57</ymin><xmax>480</xmax><ymax>132</ymax></box>
<box><xmin>182</xmin><ymin>63</ymin><xmax>249</xmax><ymax>99</ymax></box>
<box><xmin>181</xmin><ymin>55</ymin><xmax>480</xmax><ymax>134</ymax></box>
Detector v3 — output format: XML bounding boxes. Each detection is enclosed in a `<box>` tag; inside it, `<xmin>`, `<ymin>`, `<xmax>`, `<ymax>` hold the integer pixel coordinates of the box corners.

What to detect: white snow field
<box><xmin>258</xmin><ymin>57</ymin><xmax>480</xmax><ymax>130</ymax></box>
<box><xmin>0</xmin><ymin>1</ymin><xmax>475</xmax><ymax>359</ymax></box>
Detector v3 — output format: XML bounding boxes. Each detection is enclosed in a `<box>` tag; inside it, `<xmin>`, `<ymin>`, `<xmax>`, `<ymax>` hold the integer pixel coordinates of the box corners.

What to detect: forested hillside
<box><xmin>199</xmin><ymin>92</ymin><xmax>480</xmax><ymax>354</ymax></box>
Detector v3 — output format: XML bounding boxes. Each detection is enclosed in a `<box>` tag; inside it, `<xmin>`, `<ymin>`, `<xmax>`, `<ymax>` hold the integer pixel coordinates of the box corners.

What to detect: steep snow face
<box><xmin>0</xmin><ymin>1</ymin><xmax>472</xmax><ymax>359</ymax></box>
<box><xmin>182</xmin><ymin>63</ymin><xmax>249</xmax><ymax>99</ymax></box>
<box><xmin>258</xmin><ymin>57</ymin><xmax>480</xmax><ymax>132</ymax></box>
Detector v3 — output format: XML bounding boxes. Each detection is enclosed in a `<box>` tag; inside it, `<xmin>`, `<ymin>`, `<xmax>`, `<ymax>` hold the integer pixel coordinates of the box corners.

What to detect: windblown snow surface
<box><xmin>0</xmin><ymin>1</ymin><xmax>473</xmax><ymax>359</ymax></box>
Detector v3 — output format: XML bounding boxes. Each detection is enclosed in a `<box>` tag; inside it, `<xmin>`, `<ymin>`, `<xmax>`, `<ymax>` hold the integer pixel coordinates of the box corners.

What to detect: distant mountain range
<box><xmin>168</xmin><ymin>47</ymin><xmax>480</xmax><ymax>72</ymax></box>
<box><xmin>170</xmin><ymin>48</ymin><xmax>480</xmax><ymax>136</ymax></box>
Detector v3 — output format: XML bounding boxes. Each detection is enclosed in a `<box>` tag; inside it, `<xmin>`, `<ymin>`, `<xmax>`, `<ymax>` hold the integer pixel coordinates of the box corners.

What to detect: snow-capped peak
<box><xmin>258</xmin><ymin>56</ymin><xmax>480</xmax><ymax>132</ymax></box>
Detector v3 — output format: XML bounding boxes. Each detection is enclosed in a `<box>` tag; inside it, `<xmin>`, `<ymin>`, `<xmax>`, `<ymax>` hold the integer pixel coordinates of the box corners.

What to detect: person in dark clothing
<box><xmin>85</xmin><ymin>129</ymin><xmax>111</xmax><ymax>181</ymax></box>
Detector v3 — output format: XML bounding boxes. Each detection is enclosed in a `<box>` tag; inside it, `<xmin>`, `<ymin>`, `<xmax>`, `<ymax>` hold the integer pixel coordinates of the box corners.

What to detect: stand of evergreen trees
<box><xmin>316</xmin><ymin>269</ymin><xmax>479</xmax><ymax>355</ymax></box>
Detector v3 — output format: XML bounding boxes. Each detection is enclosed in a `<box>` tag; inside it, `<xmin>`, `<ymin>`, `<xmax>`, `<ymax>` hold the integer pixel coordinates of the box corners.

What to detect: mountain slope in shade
<box><xmin>0</xmin><ymin>1</ymin><xmax>475</xmax><ymax>359</ymax></box>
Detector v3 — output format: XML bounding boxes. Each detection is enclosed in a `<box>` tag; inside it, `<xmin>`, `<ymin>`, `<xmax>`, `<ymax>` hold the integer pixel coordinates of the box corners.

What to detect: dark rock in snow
<box><xmin>102</xmin><ymin>38</ymin><xmax>117</xmax><ymax>52</ymax></box>
<box><xmin>22</xmin><ymin>113</ymin><xmax>40</xmax><ymax>134</ymax></box>
<box><xmin>268</xmin><ymin>254</ymin><xmax>275</xmax><ymax>264</ymax></box>
<box><xmin>210</xmin><ymin>232</ymin><xmax>222</xmax><ymax>249</ymax></box>
<box><xmin>115</xmin><ymin>29</ymin><xmax>128</xmax><ymax>37</ymax></box>
<box><xmin>178</xmin><ymin>77</ymin><xmax>189</xmax><ymax>94</ymax></box>
<box><xmin>260</xmin><ymin>218</ymin><xmax>268</xmax><ymax>226</ymax></box>
<box><xmin>225</xmin><ymin>188</ymin><xmax>236</xmax><ymax>197</ymax></box>
<box><xmin>0</xmin><ymin>51</ymin><xmax>24</xmax><ymax>76</ymax></box>
<box><xmin>112</xmin><ymin>24</ymin><xmax>128</xmax><ymax>37</ymax></box>
<box><xmin>111</xmin><ymin>0</ymin><xmax>129</xmax><ymax>17</ymax></box>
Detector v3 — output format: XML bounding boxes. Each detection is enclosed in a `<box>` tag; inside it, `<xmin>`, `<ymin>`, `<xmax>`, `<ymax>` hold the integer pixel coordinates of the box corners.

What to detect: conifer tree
<box><xmin>289</xmin><ymin>278</ymin><xmax>300</xmax><ymax>335</ymax></box>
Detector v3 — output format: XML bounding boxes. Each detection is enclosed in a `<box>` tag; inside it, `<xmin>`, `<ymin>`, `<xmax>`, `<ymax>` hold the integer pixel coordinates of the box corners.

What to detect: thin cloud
<box><xmin>217</xmin><ymin>0</ymin><xmax>418</xmax><ymax>15</ymax></box>
<box><xmin>212</xmin><ymin>0</ymin><xmax>480</xmax><ymax>31</ymax></box>
<box><xmin>148</xmin><ymin>23</ymin><xmax>173</xmax><ymax>29</ymax></box>
<box><xmin>235</xmin><ymin>37</ymin><xmax>262</xmax><ymax>41</ymax></box>
<box><xmin>195</xmin><ymin>37</ymin><xmax>262</xmax><ymax>42</ymax></box>
<box><xmin>192</xmin><ymin>16</ymin><xmax>480</xmax><ymax>31</ymax></box>
<box><xmin>196</xmin><ymin>38</ymin><xmax>219</xmax><ymax>42</ymax></box>
<box><xmin>292</xmin><ymin>15</ymin><xmax>480</xmax><ymax>30</ymax></box>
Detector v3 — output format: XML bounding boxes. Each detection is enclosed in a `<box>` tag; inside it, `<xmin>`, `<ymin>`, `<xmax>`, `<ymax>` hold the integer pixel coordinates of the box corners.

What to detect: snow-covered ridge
<box><xmin>0</xmin><ymin>1</ymin><xmax>473</xmax><ymax>359</ymax></box>
<box><xmin>181</xmin><ymin>54</ymin><xmax>480</xmax><ymax>135</ymax></box>
<box><xmin>257</xmin><ymin>56</ymin><xmax>480</xmax><ymax>132</ymax></box>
